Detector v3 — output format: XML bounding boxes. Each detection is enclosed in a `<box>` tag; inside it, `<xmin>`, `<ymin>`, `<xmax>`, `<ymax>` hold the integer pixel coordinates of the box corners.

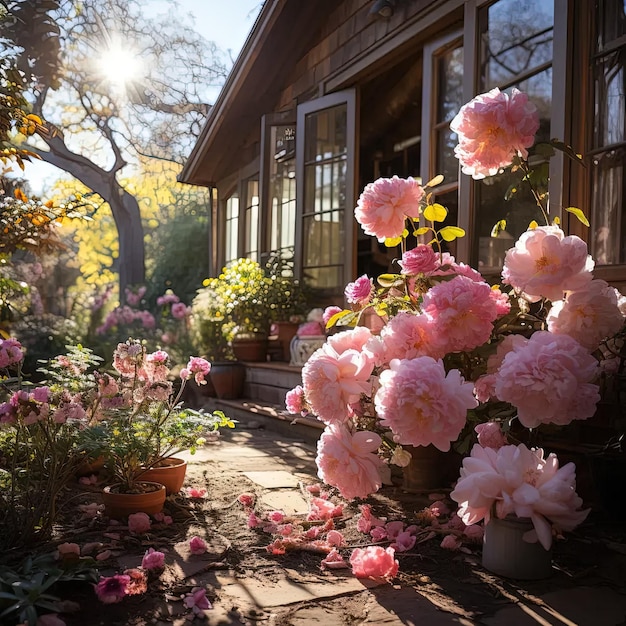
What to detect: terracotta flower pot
<box><xmin>401</xmin><ymin>444</ymin><xmax>461</xmax><ymax>492</ymax></box>
<box><xmin>231</xmin><ymin>337</ymin><xmax>268</xmax><ymax>362</ymax></box>
<box><xmin>138</xmin><ymin>457</ymin><xmax>187</xmax><ymax>494</ymax></box>
<box><xmin>209</xmin><ymin>361</ymin><xmax>245</xmax><ymax>399</ymax></box>
<box><xmin>102</xmin><ymin>482</ymin><xmax>166</xmax><ymax>519</ymax></box>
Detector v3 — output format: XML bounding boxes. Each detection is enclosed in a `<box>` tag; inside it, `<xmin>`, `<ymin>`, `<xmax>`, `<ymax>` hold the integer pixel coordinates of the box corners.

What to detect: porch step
<box><xmin>202</xmin><ymin>397</ymin><xmax>323</xmax><ymax>444</ymax></box>
<box><xmin>242</xmin><ymin>361</ymin><xmax>305</xmax><ymax>406</ymax></box>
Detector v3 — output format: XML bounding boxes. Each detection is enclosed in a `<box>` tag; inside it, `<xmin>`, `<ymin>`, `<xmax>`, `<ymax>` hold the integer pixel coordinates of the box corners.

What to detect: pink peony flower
<box><xmin>128</xmin><ymin>512</ymin><xmax>151</xmax><ymax>535</ymax></box>
<box><xmin>301</xmin><ymin>338</ymin><xmax>375</xmax><ymax>426</ymax></box>
<box><xmin>320</xmin><ymin>547</ymin><xmax>349</xmax><ymax>570</ymax></box>
<box><xmin>450</xmin><ymin>87</ymin><xmax>539</xmax><ymax>179</ymax></box>
<box><xmin>355</xmin><ymin>176</ymin><xmax>424</xmax><ymax>242</ymax></box>
<box><xmin>237</xmin><ymin>493</ymin><xmax>255</xmax><ymax>507</ymax></box>
<box><xmin>316</xmin><ymin>424</ymin><xmax>386</xmax><ymax>500</ymax></box>
<box><xmin>451</xmin><ymin>443</ymin><xmax>590</xmax><ymax>550</ymax></box>
<box><xmin>56</xmin><ymin>542</ymin><xmax>80</xmax><ymax>560</ymax></box>
<box><xmin>375</xmin><ymin>357</ymin><xmax>477</xmax><ymax>451</ymax></box>
<box><xmin>399</xmin><ymin>244</ymin><xmax>438</xmax><ymax>275</ymax></box>
<box><xmin>421</xmin><ymin>275</ymin><xmax>499</xmax><ymax>354</ymax></box>
<box><xmin>183</xmin><ymin>587</ymin><xmax>212</xmax><ymax>616</ymax></box>
<box><xmin>349</xmin><ymin>546</ymin><xmax>399</xmax><ymax>579</ymax></box>
<box><xmin>141</xmin><ymin>548</ymin><xmax>165</xmax><ymax>570</ymax></box>
<box><xmin>94</xmin><ymin>574</ymin><xmax>130</xmax><ymax>604</ymax></box>
<box><xmin>547</xmin><ymin>279</ymin><xmax>624</xmax><ymax>351</ymax></box>
<box><xmin>0</xmin><ymin>338</ymin><xmax>24</xmax><ymax>368</ymax></box>
<box><xmin>323</xmin><ymin>306</ymin><xmax>343</xmax><ymax>326</ymax></box>
<box><xmin>285</xmin><ymin>385</ymin><xmax>306</xmax><ymax>415</ymax></box>
<box><xmin>502</xmin><ymin>225</ymin><xmax>594</xmax><ymax>302</ymax></box>
<box><xmin>494</xmin><ymin>331</ymin><xmax>600</xmax><ymax>428</ymax></box>
<box><xmin>475</xmin><ymin>422</ymin><xmax>507</xmax><ymax>450</ymax></box>
<box><xmin>379</xmin><ymin>311</ymin><xmax>443</xmax><ymax>360</ymax></box>
<box><xmin>344</xmin><ymin>275</ymin><xmax>373</xmax><ymax>306</ymax></box>
<box><xmin>171</xmin><ymin>302</ymin><xmax>190</xmax><ymax>319</ymax></box>
<box><xmin>473</xmin><ymin>374</ymin><xmax>497</xmax><ymax>403</ymax></box>
<box><xmin>181</xmin><ymin>356</ymin><xmax>211</xmax><ymax>385</ymax></box>
<box><xmin>189</xmin><ymin>536</ymin><xmax>208</xmax><ymax>555</ymax></box>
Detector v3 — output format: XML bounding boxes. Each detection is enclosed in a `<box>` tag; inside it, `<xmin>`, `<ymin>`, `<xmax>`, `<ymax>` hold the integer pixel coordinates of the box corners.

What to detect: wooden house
<box><xmin>179</xmin><ymin>0</ymin><xmax>626</xmax><ymax>300</ymax></box>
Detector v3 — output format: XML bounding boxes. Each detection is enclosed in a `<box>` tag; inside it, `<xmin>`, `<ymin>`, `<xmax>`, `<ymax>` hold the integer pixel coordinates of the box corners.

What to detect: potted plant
<box><xmin>81</xmin><ymin>339</ymin><xmax>234</xmax><ymax>515</ymax></box>
<box><xmin>265</xmin><ymin>251</ymin><xmax>311</xmax><ymax>361</ymax></box>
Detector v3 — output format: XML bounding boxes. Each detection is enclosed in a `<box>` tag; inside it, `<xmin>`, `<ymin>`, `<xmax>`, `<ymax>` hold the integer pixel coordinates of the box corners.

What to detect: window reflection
<box><xmin>224</xmin><ymin>194</ymin><xmax>239</xmax><ymax>264</ymax></box>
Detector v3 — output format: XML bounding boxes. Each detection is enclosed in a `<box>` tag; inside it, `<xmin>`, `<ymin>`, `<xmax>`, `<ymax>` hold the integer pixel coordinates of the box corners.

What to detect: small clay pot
<box><xmin>102</xmin><ymin>481</ymin><xmax>166</xmax><ymax>519</ymax></box>
<box><xmin>138</xmin><ymin>457</ymin><xmax>188</xmax><ymax>494</ymax></box>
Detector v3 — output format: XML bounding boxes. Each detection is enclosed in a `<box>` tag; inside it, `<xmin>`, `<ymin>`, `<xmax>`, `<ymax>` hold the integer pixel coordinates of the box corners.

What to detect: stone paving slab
<box><xmin>261</xmin><ymin>490</ymin><xmax>310</xmax><ymax>514</ymax></box>
<box><xmin>243</xmin><ymin>470</ymin><xmax>301</xmax><ymax>488</ymax></box>
<box><xmin>483</xmin><ymin>585</ymin><xmax>626</xmax><ymax>626</ymax></box>
<box><xmin>212</xmin><ymin>568</ymin><xmax>375</xmax><ymax>608</ymax></box>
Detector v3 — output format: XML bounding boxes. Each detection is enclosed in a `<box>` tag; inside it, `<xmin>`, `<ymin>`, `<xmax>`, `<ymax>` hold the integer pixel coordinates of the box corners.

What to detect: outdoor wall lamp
<box><xmin>369</xmin><ymin>0</ymin><xmax>396</xmax><ymax>18</ymax></box>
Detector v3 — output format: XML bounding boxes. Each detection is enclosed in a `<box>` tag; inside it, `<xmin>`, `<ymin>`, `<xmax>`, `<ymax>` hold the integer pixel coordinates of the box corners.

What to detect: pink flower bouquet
<box><xmin>285</xmin><ymin>87</ymin><xmax>624</xmax><ymax>542</ymax></box>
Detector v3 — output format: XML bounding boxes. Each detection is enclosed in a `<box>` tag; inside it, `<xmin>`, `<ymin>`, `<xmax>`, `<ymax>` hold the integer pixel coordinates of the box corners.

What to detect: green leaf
<box><xmin>423</xmin><ymin>203</ymin><xmax>448</xmax><ymax>222</ymax></box>
<box><xmin>550</xmin><ymin>139</ymin><xmax>586</xmax><ymax>165</ymax></box>
<box><xmin>326</xmin><ymin>310</ymin><xmax>351</xmax><ymax>329</ymax></box>
<box><xmin>491</xmin><ymin>219</ymin><xmax>507</xmax><ymax>238</ymax></box>
<box><xmin>565</xmin><ymin>206</ymin><xmax>590</xmax><ymax>227</ymax></box>
<box><xmin>438</xmin><ymin>226</ymin><xmax>466</xmax><ymax>242</ymax></box>
<box><xmin>413</xmin><ymin>226</ymin><xmax>430</xmax><ymax>236</ymax></box>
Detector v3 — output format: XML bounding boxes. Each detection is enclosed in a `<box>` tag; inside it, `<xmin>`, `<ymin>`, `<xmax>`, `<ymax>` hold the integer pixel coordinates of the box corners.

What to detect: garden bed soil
<box><xmin>9</xmin><ymin>430</ymin><xmax>626</xmax><ymax>626</ymax></box>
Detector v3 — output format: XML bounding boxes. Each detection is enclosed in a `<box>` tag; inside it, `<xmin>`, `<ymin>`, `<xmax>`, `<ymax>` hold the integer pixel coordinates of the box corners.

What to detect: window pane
<box><xmin>224</xmin><ymin>194</ymin><xmax>239</xmax><ymax>264</ymax></box>
<box><xmin>594</xmin><ymin>51</ymin><xmax>626</xmax><ymax>147</ymax></box>
<box><xmin>437</xmin><ymin>46</ymin><xmax>464</xmax><ymax>122</ymax></box>
<box><xmin>597</xmin><ymin>0</ymin><xmax>626</xmax><ymax>50</ymax></box>
<box><xmin>481</xmin><ymin>0</ymin><xmax>553</xmax><ymax>90</ymax></box>
<box><xmin>590</xmin><ymin>147</ymin><xmax>626</xmax><ymax>264</ymax></box>
<box><xmin>436</xmin><ymin>127</ymin><xmax>460</xmax><ymax>181</ymax></box>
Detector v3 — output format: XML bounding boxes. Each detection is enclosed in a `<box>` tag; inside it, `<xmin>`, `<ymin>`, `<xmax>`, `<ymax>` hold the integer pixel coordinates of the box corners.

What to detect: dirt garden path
<box><xmin>45</xmin><ymin>426</ymin><xmax>626</xmax><ymax>626</ymax></box>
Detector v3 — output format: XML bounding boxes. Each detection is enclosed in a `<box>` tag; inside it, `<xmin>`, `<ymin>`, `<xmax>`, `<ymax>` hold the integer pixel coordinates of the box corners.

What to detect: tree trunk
<box><xmin>29</xmin><ymin>138</ymin><xmax>145</xmax><ymax>300</ymax></box>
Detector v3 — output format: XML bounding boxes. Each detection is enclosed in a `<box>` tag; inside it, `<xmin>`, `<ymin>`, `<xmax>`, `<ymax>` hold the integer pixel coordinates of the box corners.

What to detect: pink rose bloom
<box><xmin>422</xmin><ymin>275</ymin><xmax>499</xmax><ymax>354</ymax></box>
<box><xmin>475</xmin><ymin>422</ymin><xmax>507</xmax><ymax>449</ymax></box>
<box><xmin>379</xmin><ymin>311</ymin><xmax>443</xmax><ymax>360</ymax></box>
<box><xmin>473</xmin><ymin>374</ymin><xmax>497</xmax><ymax>403</ymax></box>
<box><xmin>326</xmin><ymin>326</ymin><xmax>374</xmax><ymax>354</ymax></box>
<box><xmin>487</xmin><ymin>334</ymin><xmax>528</xmax><ymax>373</ymax></box>
<box><xmin>128</xmin><ymin>512</ymin><xmax>151</xmax><ymax>535</ymax></box>
<box><xmin>323</xmin><ymin>306</ymin><xmax>343</xmax><ymax>326</ymax></box>
<box><xmin>450</xmin><ymin>87</ymin><xmax>539</xmax><ymax>179</ymax></box>
<box><xmin>141</xmin><ymin>548</ymin><xmax>165</xmax><ymax>570</ymax></box>
<box><xmin>345</xmin><ymin>274</ymin><xmax>373</xmax><ymax>306</ymax></box>
<box><xmin>392</xmin><ymin>530</ymin><xmax>417</xmax><ymax>552</ymax></box>
<box><xmin>399</xmin><ymin>244</ymin><xmax>438</xmax><ymax>275</ymax></box>
<box><xmin>94</xmin><ymin>574</ymin><xmax>130</xmax><ymax>604</ymax></box>
<box><xmin>285</xmin><ymin>385</ymin><xmax>306</xmax><ymax>415</ymax></box>
<box><xmin>349</xmin><ymin>546</ymin><xmax>399</xmax><ymax>579</ymax></box>
<box><xmin>490</xmin><ymin>286</ymin><xmax>511</xmax><ymax>316</ymax></box>
<box><xmin>320</xmin><ymin>547</ymin><xmax>349</xmax><ymax>570</ymax></box>
<box><xmin>302</xmin><ymin>339</ymin><xmax>375</xmax><ymax>426</ymax></box>
<box><xmin>171</xmin><ymin>302</ymin><xmax>190</xmax><ymax>319</ymax></box>
<box><xmin>502</xmin><ymin>225</ymin><xmax>594</xmax><ymax>302</ymax></box>
<box><xmin>355</xmin><ymin>176</ymin><xmax>424</xmax><ymax>242</ymax></box>
<box><xmin>375</xmin><ymin>357</ymin><xmax>477</xmax><ymax>451</ymax></box>
<box><xmin>316</xmin><ymin>425</ymin><xmax>386</xmax><ymax>500</ymax></box>
<box><xmin>0</xmin><ymin>338</ymin><xmax>24</xmax><ymax>368</ymax></box>
<box><xmin>184</xmin><ymin>587</ymin><xmax>212</xmax><ymax>615</ymax></box>
<box><xmin>238</xmin><ymin>493</ymin><xmax>255</xmax><ymax>507</ymax></box>
<box><xmin>56</xmin><ymin>542</ymin><xmax>80</xmax><ymax>559</ymax></box>
<box><xmin>494</xmin><ymin>331</ymin><xmax>600</xmax><ymax>428</ymax></box>
<box><xmin>547</xmin><ymin>279</ymin><xmax>624</xmax><ymax>351</ymax></box>
<box><xmin>189</xmin><ymin>536</ymin><xmax>208</xmax><ymax>555</ymax></box>
<box><xmin>326</xmin><ymin>530</ymin><xmax>345</xmax><ymax>547</ymax></box>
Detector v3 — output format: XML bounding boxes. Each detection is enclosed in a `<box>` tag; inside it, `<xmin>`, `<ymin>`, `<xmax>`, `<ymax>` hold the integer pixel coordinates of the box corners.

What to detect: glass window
<box><xmin>299</xmin><ymin>99</ymin><xmax>352</xmax><ymax>290</ymax></box>
<box><xmin>224</xmin><ymin>193</ymin><xmax>239</xmax><ymax>264</ymax></box>
<box><xmin>589</xmin><ymin>0</ymin><xmax>626</xmax><ymax>265</ymax></box>
<box><xmin>243</xmin><ymin>178</ymin><xmax>259</xmax><ymax>260</ymax></box>
<box><xmin>268</xmin><ymin>125</ymin><xmax>297</xmax><ymax>259</ymax></box>
<box><xmin>474</xmin><ymin>0</ymin><xmax>554</xmax><ymax>274</ymax></box>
